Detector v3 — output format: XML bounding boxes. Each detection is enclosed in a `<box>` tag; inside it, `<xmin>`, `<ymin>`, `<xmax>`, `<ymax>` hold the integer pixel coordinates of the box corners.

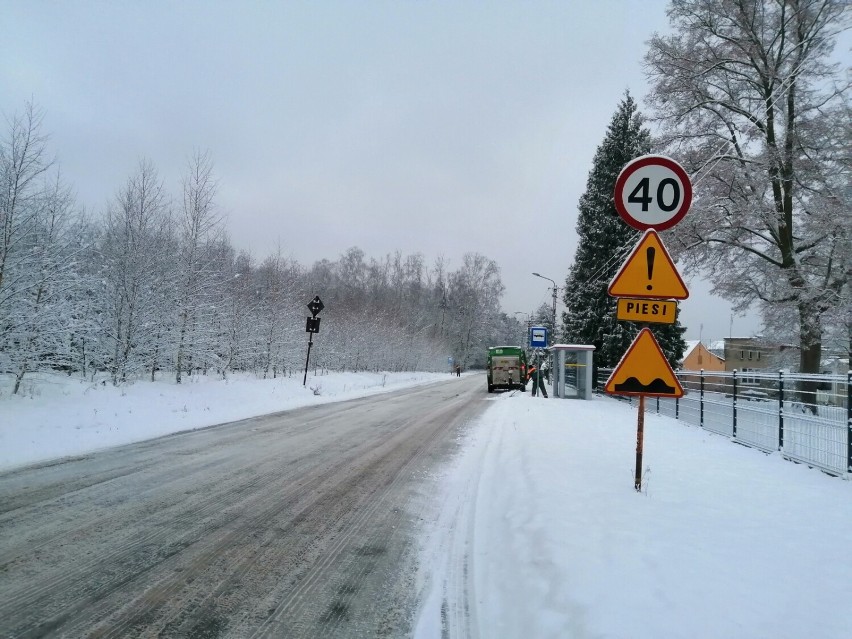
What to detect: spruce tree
<box><xmin>562</xmin><ymin>92</ymin><xmax>685</xmax><ymax>376</ymax></box>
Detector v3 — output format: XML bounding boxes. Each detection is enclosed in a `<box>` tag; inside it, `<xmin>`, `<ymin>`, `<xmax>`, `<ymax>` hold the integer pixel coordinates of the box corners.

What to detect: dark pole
<box><xmin>847</xmin><ymin>370</ymin><xmax>851</xmax><ymax>475</ymax></box>
<box><xmin>635</xmin><ymin>395</ymin><xmax>645</xmax><ymax>492</ymax></box>
<box><xmin>532</xmin><ymin>272</ymin><xmax>558</xmax><ymax>392</ymax></box>
<box><xmin>732</xmin><ymin>369</ymin><xmax>738</xmax><ymax>439</ymax></box>
<box><xmin>778</xmin><ymin>370</ymin><xmax>784</xmax><ymax>451</ymax></box>
<box><xmin>551</xmin><ymin>285</ymin><xmax>557</xmax><ymax>342</ymax></box>
<box><xmin>303</xmin><ymin>296</ymin><xmax>324</xmax><ymax>386</ymax></box>
<box><xmin>303</xmin><ymin>332</ymin><xmax>314</xmax><ymax>386</ymax></box>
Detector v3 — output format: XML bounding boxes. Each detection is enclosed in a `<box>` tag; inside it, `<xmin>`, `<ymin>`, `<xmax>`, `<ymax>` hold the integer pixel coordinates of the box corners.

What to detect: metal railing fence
<box><xmin>595</xmin><ymin>368</ymin><xmax>851</xmax><ymax>478</ymax></box>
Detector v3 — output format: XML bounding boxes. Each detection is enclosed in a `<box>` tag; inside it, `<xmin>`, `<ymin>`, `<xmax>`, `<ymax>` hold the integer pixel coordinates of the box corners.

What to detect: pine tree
<box><xmin>562</xmin><ymin>92</ymin><xmax>685</xmax><ymax>376</ymax></box>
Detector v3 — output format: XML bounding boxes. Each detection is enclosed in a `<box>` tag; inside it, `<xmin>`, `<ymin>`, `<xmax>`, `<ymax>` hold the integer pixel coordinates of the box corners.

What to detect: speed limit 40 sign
<box><xmin>614</xmin><ymin>155</ymin><xmax>692</xmax><ymax>231</ymax></box>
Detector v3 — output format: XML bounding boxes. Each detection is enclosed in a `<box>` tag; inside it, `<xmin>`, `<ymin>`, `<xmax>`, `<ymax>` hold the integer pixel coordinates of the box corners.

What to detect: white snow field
<box><xmin>414</xmin><ymin>389</ymin><xmax>852</xmax><ymax>639</ymax></box>
<box><xmin>2</xmin><ymin>371</ymin><xmax>850</xmax><ymax>638</ymax></box>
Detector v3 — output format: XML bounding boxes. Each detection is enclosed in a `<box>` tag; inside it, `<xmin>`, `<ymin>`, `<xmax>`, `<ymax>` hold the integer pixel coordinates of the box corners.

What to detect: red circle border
<box><xmin>614</xmin><ymin>155</ymin><xmax>692</xmax><ymax>231</ymax></box>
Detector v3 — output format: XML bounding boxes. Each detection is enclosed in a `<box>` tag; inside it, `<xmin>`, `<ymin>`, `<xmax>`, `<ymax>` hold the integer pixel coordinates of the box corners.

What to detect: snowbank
<box><xmin>415</xmin><ymin>391</ymin><xmax>852</xmax><ymax>639</ymax></box>
<box><xmin>0</xmin><ymin>370</ymin><xmax>452</xmax><ymax>471</ymax></box>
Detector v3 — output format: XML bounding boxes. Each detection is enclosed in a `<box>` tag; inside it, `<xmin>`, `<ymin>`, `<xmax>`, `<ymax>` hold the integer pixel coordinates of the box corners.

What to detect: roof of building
<box><xmin>549</xmin><ymin>344</ymin><xmax>596</xmax><ymax>351</ymax></box>
<box><xmin>680</xmin><ymin>340</ymin><xmax>701</xmax><ymax>364</ymax></box>
<box><xmin>681</xmin><ymin>339</ymin><xmax>726</xmax><ymax>365</ymax></box>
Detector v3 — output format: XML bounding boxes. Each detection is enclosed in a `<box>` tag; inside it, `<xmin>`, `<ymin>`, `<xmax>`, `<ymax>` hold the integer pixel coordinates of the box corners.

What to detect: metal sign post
<box><xmin>303</xmin><ymin>296</ymin><xmax>324</xmax><ymax>386</ymax></box>
<box><xmin>635</xmin><ymin>396</ymin><xmax>646</xmax><ymax>491</ymax></box>
<box><xmin>609</xmin><ymin>155</ymin><xmax>692</xmax><ymax>491</ymax></box>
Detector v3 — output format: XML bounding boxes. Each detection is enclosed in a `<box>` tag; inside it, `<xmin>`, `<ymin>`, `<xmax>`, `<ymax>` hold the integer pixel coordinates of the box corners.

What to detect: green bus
<box><xmin>486</xmin><ymin>346</ymin><xmax>528</xmax><ymax>393</ymax></box>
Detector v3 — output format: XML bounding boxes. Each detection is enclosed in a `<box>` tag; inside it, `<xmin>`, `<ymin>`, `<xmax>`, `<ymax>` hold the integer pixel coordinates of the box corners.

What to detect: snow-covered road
<box><xmin>0</xmin><ymin>375</ymin><xmax>486</xmax><ymax>638</ymax></box>
<box><xmin>2</xmin><ymin>370</ymin><xmax>850</xmax><ymax>638</ymax></box>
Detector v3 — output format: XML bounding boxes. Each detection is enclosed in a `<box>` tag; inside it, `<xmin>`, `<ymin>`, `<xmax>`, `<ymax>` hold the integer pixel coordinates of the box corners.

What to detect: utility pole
<box><xmin>532</xmin><ymin>272</ymin><xmax>558</xmax><ymax>343</ymax></box>
<box><xmin>532</xmin><ymin>273</ymin><xmax>560</xmax><ymax>390</ymax></box>
<box><xmin>551</xmin><ymin>287</ymin><xmax>557</xmax><ymax>339</ymax></box>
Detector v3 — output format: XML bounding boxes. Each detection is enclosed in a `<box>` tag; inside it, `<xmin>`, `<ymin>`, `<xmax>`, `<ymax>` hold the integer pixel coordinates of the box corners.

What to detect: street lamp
<box><xmin>531</xmin><ymin>272</ymin><xmax>558</xmax><ymax>342</ymax></box>
<box><xmin>531</xmin><ymin>273</ymin><xmax>561</xmax><ymax>391</ymax></box>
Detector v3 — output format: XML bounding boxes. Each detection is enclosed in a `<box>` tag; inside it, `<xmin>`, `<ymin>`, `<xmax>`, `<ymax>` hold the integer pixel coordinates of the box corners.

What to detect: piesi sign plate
<box><xmin>616</xmin><ymin>298</ymin><xmax>677</xmax><ymax>324</ymax></box>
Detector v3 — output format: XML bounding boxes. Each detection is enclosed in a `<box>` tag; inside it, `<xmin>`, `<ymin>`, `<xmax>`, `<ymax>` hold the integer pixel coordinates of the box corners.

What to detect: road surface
<box><xmin>0</xmin><ymin>374</ymin><xmax>487</xmax><ymax>638</ymax></box>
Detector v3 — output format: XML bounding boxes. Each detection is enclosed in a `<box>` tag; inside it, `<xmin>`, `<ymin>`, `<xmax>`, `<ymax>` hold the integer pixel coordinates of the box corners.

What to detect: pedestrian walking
<box><xmin>455</xmin><ymin>364</ymin><xmax>461</xmax><ymax>377</ymax></box>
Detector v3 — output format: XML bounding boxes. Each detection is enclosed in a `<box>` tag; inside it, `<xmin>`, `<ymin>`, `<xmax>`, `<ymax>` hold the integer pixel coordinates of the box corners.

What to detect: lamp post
<box><xmin>531</xmin><ymin>272</ymin><xmax>558</xmax><ymax>342</ymax></box>
<box><xmin>532</xmin><ymin>273</ymin><xmax>559</xmax><ymax>392</ymax></box>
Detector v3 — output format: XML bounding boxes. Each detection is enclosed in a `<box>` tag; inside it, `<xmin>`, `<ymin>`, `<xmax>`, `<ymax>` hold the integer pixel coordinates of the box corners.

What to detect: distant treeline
<box><xmin>0</xmin><ymin>104</ymin><xmax>518</xmax><ymax>392</ymax></box>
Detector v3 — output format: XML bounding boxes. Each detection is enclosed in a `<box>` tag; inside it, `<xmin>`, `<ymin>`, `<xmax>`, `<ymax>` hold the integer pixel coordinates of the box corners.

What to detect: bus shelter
<box><xmin>548</xmin><ymin>344</ymin><xmax>595</xmax><ymax>399</ymax></box>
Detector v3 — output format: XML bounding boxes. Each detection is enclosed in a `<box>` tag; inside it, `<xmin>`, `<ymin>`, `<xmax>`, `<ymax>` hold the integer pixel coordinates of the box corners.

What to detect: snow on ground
<box><xmin>0</xmin><ymin>370</ymin><xmax>452</xmax><ymax>471</ymax></box>
<box><xmin>414</xmin><ymin>390</ymin><xmax>852</xmax><ymax>639</ymax></box>
<box><xmin>3</xmin><ymin>372</ymin><xmax>850</xmax><ymax>638</ymax></box>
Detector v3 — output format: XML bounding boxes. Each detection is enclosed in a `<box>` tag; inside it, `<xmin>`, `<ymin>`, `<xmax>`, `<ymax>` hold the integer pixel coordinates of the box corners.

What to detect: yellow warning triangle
<box><xmin>604</xmin><ymin>328</ymin><xmax>684</xmax><ymax>398</ymax></box>
<box><xmin>608</xmin><ymin>230</ymin><xmax>689</xmax><ymax>299</ymax></box>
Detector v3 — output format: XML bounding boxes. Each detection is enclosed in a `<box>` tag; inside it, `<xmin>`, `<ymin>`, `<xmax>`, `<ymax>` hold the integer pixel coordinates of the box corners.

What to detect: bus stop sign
<box><xmin>529</xmin><ymin>326</ymin><xmax>548</xmax><ymax>348</ymax></box>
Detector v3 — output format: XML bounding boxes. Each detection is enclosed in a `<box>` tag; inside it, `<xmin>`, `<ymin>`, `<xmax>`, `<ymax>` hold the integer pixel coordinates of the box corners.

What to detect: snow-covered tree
<box><xmin>446</xmin><ymin>253</ymin><xmax>505</xmax><ymax>368</ymax></box>
<box><xmin>66</xmin><ymin>221</ymin><xmax>103</xmax><ymax>380</ymax></box>
<box><xmin>645</xmin><ymin>0</ymin><xmax>850</xmax><ymax>398</ymax></box>
<box><xmin>0</xmin><ymin>105</ymin><xmax>54</xmax><ymax>389</ymax></box>
<box><xmin>8</xmin><ymin>176</ymin><xmax>81</xmax><ymax>391</ymax></box>
<box><xmin>0</xmin><ymin>103</ymin><xmax>94</xmax><ymax>392</ymax></box>
<box><xmin>174</xmin><ymin>150</ymin><xmax>223</xmax><ymax>383</ymax></box>
<box><xmin>253</xmin><ymin>250</ymin><xmax>300</xmax><ymax>378</ymax></box>
<box><xmin>0</xmin><ymin>105</ymin><xmax>509</xmax><ymax>382</ymax></box>
<box><xmin>0</xmin><ymin>104</ymin><xmax>51</xmax><ymax>298</ymax></box>
<box><xmin>212</xmin><ymin>247</ymin><xmax>256</xmax><ymax>378</ymax></box>
<box><xmin>97</xmin><ymin>160</ymin><xmax>174</xmax><ymax>384</ymax></box>
<box><xmin>563</xmin><ymin>93</ymin><xmax>687</xmax><ymax>371</ymax></box>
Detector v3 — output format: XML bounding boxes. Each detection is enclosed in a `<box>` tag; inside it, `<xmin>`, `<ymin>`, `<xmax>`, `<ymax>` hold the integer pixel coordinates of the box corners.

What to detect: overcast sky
<box><xmin>3</xmin><ymin>0</ymin><xmax>766</xmax><ymax>341</ymax></box>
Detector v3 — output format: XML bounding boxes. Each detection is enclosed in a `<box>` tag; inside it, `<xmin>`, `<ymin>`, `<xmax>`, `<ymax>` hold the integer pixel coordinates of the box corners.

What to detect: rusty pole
<box><xmin>635</xmin><ymin>395</ymin><xmax>645</xmax><ymax>491</ymax></box>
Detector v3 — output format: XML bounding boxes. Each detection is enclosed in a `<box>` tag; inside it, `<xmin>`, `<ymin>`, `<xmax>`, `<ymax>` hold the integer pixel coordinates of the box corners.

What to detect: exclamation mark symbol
<box><xmin>646</xmin><ymin>247</ymin><xmax>655</xmax><ymax>291</ymax></box>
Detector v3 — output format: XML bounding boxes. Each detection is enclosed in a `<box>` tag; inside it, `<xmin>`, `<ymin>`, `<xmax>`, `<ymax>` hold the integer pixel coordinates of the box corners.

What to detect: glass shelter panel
<box><xmin>551</xmin><ymin>345</ymin><xmax>595</xmax><ymax>400</ymax></box>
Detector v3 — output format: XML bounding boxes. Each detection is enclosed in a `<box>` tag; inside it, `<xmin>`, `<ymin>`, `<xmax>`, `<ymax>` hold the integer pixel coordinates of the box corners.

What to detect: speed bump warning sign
<box><xmin>604</xmin><ymin>328</ymin><xmax>683</xmax><ymax>398</ymax></box>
